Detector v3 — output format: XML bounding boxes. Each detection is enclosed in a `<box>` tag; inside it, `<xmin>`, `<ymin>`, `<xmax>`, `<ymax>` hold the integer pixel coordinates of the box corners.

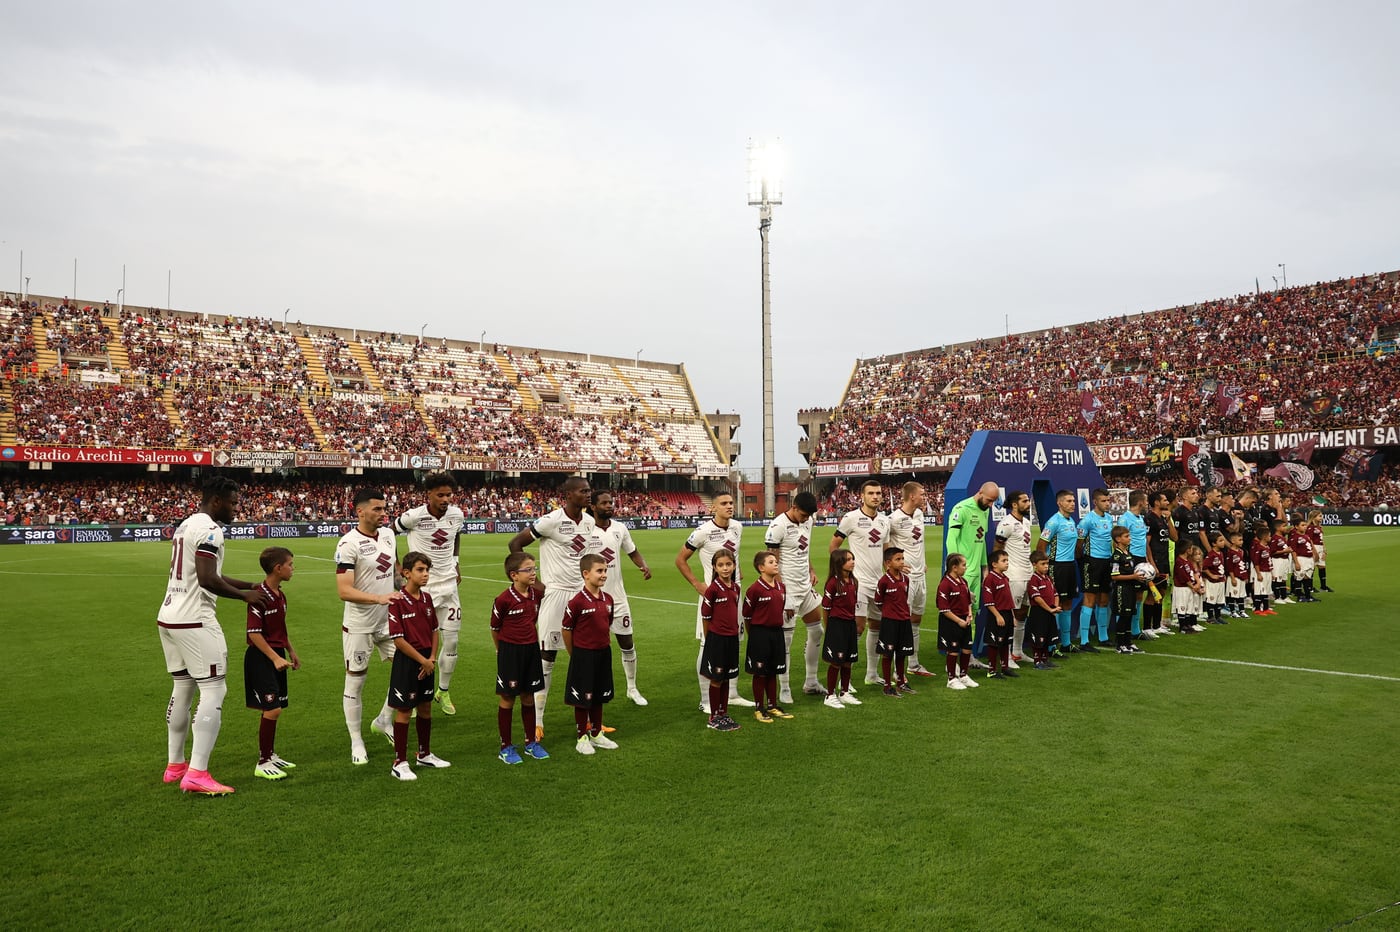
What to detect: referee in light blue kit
<box><xmin>1076</xmin><ymin>488</ymin><xmax>1115</xmax><ymax>649</ymax></box>
<box><xmin>1040</xmin><ymin>490</ymin><xmax>1081</xmax><ymax>654</ymax></box>
<box><xmin>1115</xmin><ymin>490</ymin><xmax>1151</xmax><ymax>639</ymax></box>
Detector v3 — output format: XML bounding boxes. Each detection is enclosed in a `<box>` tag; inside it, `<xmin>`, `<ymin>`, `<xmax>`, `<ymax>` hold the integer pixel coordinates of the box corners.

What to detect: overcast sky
<box><xmin>5</xmin><ymin>1</ymin><xmax>1398</xmax><ymax>469</ymax></box>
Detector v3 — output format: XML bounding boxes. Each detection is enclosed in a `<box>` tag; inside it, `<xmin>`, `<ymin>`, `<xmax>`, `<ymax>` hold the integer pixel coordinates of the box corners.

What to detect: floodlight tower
<box><xmin>747</xmin><ymin>138</ymin><xmax>783</xmax><ymax>517</ymax></box>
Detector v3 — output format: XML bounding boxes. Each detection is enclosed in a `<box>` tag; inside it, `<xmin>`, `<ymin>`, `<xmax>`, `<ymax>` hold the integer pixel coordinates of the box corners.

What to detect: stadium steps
<box><xmin>31</xmin><ymin>318</ymin><xmax>59</xmax><ymax>374</ymax></box>
<box><xmin>680</xmin><ymin>363</ymin><xmax>728</xmax><ymax>466</ymax></box>
<box><xmin>100</xmin><ymin>318</ymin><xmax>130</xmax><ymax>371</ymax></box>
<box><xmin>611</xmin><ymin>365</ymin><xmax>657</xmax><ymax>418</ymax></box>
<box><xmin>345</xmin><ymin>341</ymin><xmax>384</xmax><ymax>392</ymax></box>
<box><xmin>297</xmin><ymin>397</ymin><xmax>330</xmax><ymax>448</ymax></box>
<box><xmin>494</xmin><ymin>354</ymin><xmax>538</xmax><ymax>412</ymax></box>
<box><xmin>292</xmin><ymin>335</ymin><xmax>333</xmax><ymax>391</ymax></box>
<box><xmin>158</xmin><ymin>386</ymin><xmax>186</xmax><ymax>439</ymax></box>
<box><xmin>0</xmin><ymin>381</ymin><xmax>17</xmax><ymax>446</ymax></box>
<box><xmin>613</xmin><ymin>364</ymin><xmax>681</xmax><ymax>460</ymax></box>
<box><xmin>411</xmin><ymin>395</ymin><xmax>443</xmax><ymax>445</ymax></box>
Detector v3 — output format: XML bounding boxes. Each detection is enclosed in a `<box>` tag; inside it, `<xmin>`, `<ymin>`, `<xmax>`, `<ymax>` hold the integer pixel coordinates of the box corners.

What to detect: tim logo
<box><xmin>430</xmin><ymin>529</ymin><xmax>450</xmax><ymax>548</ymax></box>
<box><xmin>570</xmin><ymin>534</ymin><xmax>587</xmax><ymax>554</ymax></box>
<box><xmin>375</xmin><ymin>553</ymin><xmax>393</xmax><ymax>573</ymax></box>
<box><xmin>797</xmin><ymin>534</ymin><xmax>809</xmax><ymax>552</ymax></box>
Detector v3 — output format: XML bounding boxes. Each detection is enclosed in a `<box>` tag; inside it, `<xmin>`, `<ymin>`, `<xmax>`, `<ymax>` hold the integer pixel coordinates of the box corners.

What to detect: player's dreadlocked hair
<box><xmin>201</xmin><ymin>475</ymin><xmax>240</xmax><ymax>504</ymax></box>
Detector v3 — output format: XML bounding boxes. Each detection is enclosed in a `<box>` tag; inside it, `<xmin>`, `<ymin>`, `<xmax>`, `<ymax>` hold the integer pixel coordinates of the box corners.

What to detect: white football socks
<box><xmin>166</xmin><ymin>674</ymin><xmax>196</xmax><ymax>763</ymax></box>
<box><xmin>343</xmin><ymin>672</ymin><xmax>365</xmax><ymax>743</ymax></box>
<box><xmin>866</xmin><ymin>628</ymin><xmax>881</xmax><ymax>679</ymax></box>
<box><xmin>188</xmin><ymin>676</ymin><xmax>226</xmax><ymax>772</ymax></box>
<box><xmin>621</xmin><ymin>647</ymin><xmax>638</xmax><ymax>691</ymax></box>
<box><xmin>437</xmin><ymin>629</ymin><xmax>459</xmax><ymax>690</ymax></box>
<box><xmin>804</xmin><ymin>622</ymin><xmax>822</xmax><ymax>688</ymax></box>
<box><xmin>536</xmin><ymin>659</ymin><xmax>554</xmax><ymax>723</ymax></box>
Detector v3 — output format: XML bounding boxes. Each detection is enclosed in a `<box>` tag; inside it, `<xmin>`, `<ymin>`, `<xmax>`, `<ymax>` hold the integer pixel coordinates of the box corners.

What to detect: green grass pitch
<box><xmin>2</xmin><ymin>526</ymin><xmax>1398</xmax><ymax>930</ymax></box>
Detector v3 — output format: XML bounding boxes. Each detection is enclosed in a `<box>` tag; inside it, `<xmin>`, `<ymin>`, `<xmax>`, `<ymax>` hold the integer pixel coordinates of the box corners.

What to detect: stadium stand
<box><xmin>0</xmin><ymin>299</ymin><xmax>729</xmax><ymax>475</ymax></box>
<box><xmin>815</xmin><ymin>274</ymin><xmax>1400</xmax><ymax>462</ymax></box>
<box><xmin>11</xmin><ymin>378</ymin><xmax>172</xmax><ymax>447</ymax></box>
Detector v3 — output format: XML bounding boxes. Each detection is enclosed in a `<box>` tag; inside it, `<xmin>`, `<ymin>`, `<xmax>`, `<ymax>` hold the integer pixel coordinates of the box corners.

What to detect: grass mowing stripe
<box><xmin>1149</xmin><ymin>652</ymin><xmax>1400</xmax><ymax>682</ymax></box>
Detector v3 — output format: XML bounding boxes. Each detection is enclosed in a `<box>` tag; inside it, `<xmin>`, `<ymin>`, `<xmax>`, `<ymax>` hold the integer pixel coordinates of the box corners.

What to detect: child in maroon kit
<box><xmin>1287</xmin><ymin>515</ymin><xmax>1319</xmax><ymax>602</ymax></box>
<box><xmin>1225</xmin><ymin>531</ymin><xmax>1251</xmax><ymax>618</ymax></box>
<box><xmin>700</xmin><ymin>550</ymin><xmax>743</xmax><ymax>732</ymax></box>
<box><xmin>490</xmin><ymin>552</ymin><xmax>548</xmax><ymax>765</ymax></box>
<box><xmin>1172</xmin><ymin>543</ymin><xmax>1206</xmax><ymax>634</ymax></box>
<box><xmin>386</xmin><ymin>552</ymin><xmax>451</xmax><ymax>780</ymax></box>
<box><xmin>1026</xmin><ymin>551</ymin><xmax>1060</xmax><ymax>669</ymax></box>
<box><xmin>981</xmin><ymin>549</ymin><xmax>1019</xmax><ymax>679</ymax></box>
<box><xmin>744</xmin><ymin>551</ymin><xmax>790</xmax><ymax>723</ymax></box>
<box><xmin>1250</xmin><ymin>525</ymin><xmax>1276</xmax><ymax>615</ymax></box>
<box><xmin>1307</xmin><ymin>511</ymin><xmax>1331</xmax><ymax>592</ymax></box>
<box><xmin>936</xmin><ymin>553</ymin><xmax>978</xmax><ymax>691</ymax></box>
<box><xmin>1201</xmin><ymin>534</ymin><xmax>1228</xmax><ymax>625</ymax></box>
<box><xmin>875</xmin><ymin>547</ymin><xmax>915</xmax><ymax>697</ymax></box>
<box><xmin>245</xmin><ymin>546</ymin><xmax>300</xmax><ymax>782</ymax></box>
<box><xmin>563</xmin><ymin>553</ymin><xmax>618</xmax><ymax>756</ymax></box>
<box><xmin>821</xmin><ymin>549</ymin><xmax>862</xmax><ymax>709</ymax></box>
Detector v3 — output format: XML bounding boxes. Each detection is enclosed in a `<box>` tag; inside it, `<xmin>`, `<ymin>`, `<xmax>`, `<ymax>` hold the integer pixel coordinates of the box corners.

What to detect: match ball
<box><xmin>1134</xmin><ymin>562</ymin><xmax>1156</xmax><ymax>581</ymax></box>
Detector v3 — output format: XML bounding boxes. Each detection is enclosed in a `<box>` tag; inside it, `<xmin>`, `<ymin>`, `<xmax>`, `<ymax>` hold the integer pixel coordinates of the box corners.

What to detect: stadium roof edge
<box><xmin>16</xmin><ymin>294</ymin><xmax>686</xmax><ymax>374</ymax></box>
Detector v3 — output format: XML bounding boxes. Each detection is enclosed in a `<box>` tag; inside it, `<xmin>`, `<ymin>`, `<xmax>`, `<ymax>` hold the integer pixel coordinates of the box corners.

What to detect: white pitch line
<box><xmin>1150</xmin><ymin>652</ymin><xmax>1400</xmax><ymax>683</ymax></box>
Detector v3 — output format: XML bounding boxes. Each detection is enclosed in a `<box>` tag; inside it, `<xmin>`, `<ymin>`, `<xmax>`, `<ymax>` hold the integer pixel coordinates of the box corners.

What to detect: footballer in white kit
<box><xmin>675</xmin><ymin>492</ymin><xmax>752</xmax><ymax>711</ymax></box>
<box><xmin>506</xmin><ymin>477</ymin><xmax>595</xmax><ymax>735</ymax></box>
<box><xmin>832</xmin><ymin>480</ymin><xmax>891</xmax><ymax>684</ymax></box>
<box><xmin>765</xmin><ymin>490</ymin><xmax>826</xmax><ymax>699</ymax></box>
<box><xmin>588</xmin><ymin>491</ymin><xmax>653</xmax><ymax>705</ymax></box>
<box><xmin>994</xmin><ymin>490</ymin><xmax>1035</xmax><ymax>663</ymax></box>
<box><xmin>886</xmin><ymin>480</ymin><xmax>934</xmax><ymax>676</ymax></box>
<box><xmin>393</xmin><ymin>472</ymin><xmax>465</xmax><ymax>714</ymax></box>
<box><xmin>336</xmin><ymin>489</ymin><xmax>401</xmax><ymax>766</ymax></box>
<box><xmin>157</xmin><ymin>477</ymin><xmax>268</xmax><ymax>795</ymax></box>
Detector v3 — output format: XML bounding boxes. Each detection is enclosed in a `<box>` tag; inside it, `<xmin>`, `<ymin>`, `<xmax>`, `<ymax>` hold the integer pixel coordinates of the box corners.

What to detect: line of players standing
<box><xmin>156</xmin><ymin>472</ymin><xmax>1332</xmax><ymax>793</ymax></box>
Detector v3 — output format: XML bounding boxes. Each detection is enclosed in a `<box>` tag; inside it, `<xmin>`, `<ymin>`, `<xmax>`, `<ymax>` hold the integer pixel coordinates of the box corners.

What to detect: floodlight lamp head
<box><xmin>746</xmin><ymin>138</ymin><xmax>784</xmax><ymax>207</ymax></box>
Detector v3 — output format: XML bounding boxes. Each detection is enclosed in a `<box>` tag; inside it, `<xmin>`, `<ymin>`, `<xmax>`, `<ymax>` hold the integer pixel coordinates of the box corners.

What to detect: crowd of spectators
<box><xmin>0</xmin><ymin>477</ymin><xmax>714</xmax><ymax>525</ymax></box>
<box><xmin>819</xmin><ymin>275</ymin><xmax>1400</xmax><ymax>460</ymax></box>
<box><xmin>1</xmin><ymin>305</ymin><xmax>39</xmax><ymax>373</ymax></box>
<box><xmin>173</xmin><ymin>385</ymin><xmax>319</xmax><ymax>451</ymax></box>
<box><xmin>361</xmin><ymin>336</ymin><xmax>518</xmax><ymax>403</ymax></box>
<box><xmin>121</xmin><ymin>310</ymin><xmax>310</xmax><ymax>387</ymax></box>
<box><xmin>44</xmin><ymin>304</ymin><xmax>112</xmax><ymax>358</ymax></box>
<box><xmin>10</xmin><ymin>378</ymin><xmax>172</xmax><ymax>447</ymax></box>
<box><xmin>310</xmin><ymin>396</ymin><xmax>434</xmax><ymax>454</ymax></box>
<box><xmin>430</xmin><ymin>405</ymin><xmax>539</xmax><ymax>453</ymax></box>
